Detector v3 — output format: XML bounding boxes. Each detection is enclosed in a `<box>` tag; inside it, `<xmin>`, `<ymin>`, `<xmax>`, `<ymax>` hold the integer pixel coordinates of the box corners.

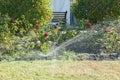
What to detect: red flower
<box><xmin>105</xmin><ymin>27</ymin><xmax>111</xmax><ymax>32</ymax></box>
<box><xmin>34</xmin><ymin>30</ymin><xmax>38</xmax><ymax>34</ymax></box>
<box><xmin>114</xmin><ymin>28</ymin><xmax>118</xmax><ymax>32</ymax></box>
<box><xmin>44</xmin><ymin>32</ymin><xmax>48</xmax><ymax>37</ymax></box>
<box><xmin>34</xmin><ymin>23</ymin><xmax>40</xmax><ymax>28</ymax></box>
<box><xmin>85</xmin><ymin>22</ymin><xmax>91</xmax><ymax>27</ymax></box>
<box><xmin>12</xmin><ymin>20</ymin><xmax>16</xmax><ymax>24</ymax></box>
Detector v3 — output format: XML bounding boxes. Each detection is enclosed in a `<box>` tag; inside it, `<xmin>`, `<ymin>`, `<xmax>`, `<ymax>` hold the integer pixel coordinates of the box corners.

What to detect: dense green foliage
<box><xmin>72</xmin><ymin>0</ymin><xmax>120</xmax><ymax>23</ymax></box>
<box><xmin>0</xmin><ymin>0</ymin><xmax>52</xmax><ymax>24</ymax></box>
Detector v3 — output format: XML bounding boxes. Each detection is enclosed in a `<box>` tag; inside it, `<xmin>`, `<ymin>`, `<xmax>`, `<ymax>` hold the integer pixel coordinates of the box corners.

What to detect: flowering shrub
<box><xmin>78</xmin><ymin>18</ymin><xmax>93</xmax><ymax>29</ymax></box>
<box><xmin>11</xmin><ymin>15</ymin><xmax>33</xmax><ymax>36</ymax></box>
<box><xmin>1</xmin><ymin>14</ymin><xmax>33</xmax><ymax>36</ymax></box>
<box><xmin>90</xmin><ymin>19</ymin><xmax>120</xmax><ymax>54</ymax></box>
<box><xmin>27</xmin><ymin>23</ymin><xmax>78</xmax><ymax>52</ymax></box>
<box><xmin>29</xmin><ymin>23</ymin><xmax>60</xmax><ymax>52</ymax></box>
<box><xmin>101</xmin><ymin>27</ymin><xmax>120</xmax><ymax>53</ymax></box>
<box><xmin>0</xmin><ymin>14</ymin><xmax>78</xmax><ymax>54</ymax></box>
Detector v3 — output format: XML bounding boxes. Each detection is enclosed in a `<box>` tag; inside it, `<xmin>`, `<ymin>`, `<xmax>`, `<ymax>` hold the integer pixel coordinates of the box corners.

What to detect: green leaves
<box><xmin>0</xmin><ymin>0</ymin><xmax>52</xmax><ymax>25</ymax></box>
<box><xmin>71</xmin><ymin>0</ymin><xmax>120</xmax><ymax>23</ymax></box>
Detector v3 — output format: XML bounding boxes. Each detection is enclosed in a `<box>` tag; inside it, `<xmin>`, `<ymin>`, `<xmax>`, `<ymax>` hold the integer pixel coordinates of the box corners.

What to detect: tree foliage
<box><xmin>0</xmin><ymin>0</ymin><xmax>52</xmax><ymax>24</ymax></box>
<box><xmin>71</xmin><ymin>0</ymin><xmax>120</xmax><ymax>23</ymax></box>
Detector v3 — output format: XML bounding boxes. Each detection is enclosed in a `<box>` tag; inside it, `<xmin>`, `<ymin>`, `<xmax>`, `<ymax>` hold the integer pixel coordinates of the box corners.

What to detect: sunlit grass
<box><xmin>0</xmin><ymin>60</ymin><xmax>120</xmax><ymax>80</ymax></box>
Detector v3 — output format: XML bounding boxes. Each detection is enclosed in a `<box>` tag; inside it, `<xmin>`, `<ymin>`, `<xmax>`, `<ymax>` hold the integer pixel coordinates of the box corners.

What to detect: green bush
<box><xmin>92</xmin><ymin>19</ymin><xmax>120</xmax><ymax>53</ymax></box>
<box><xmin>101</xmin><ymin>28</ymin><xmax>120</xmax><ymax>53</ymax></box>
<box><xmin>0</xmin><ymin>0</ymin><xmax>52</xmax><ymax>25</ymax></box>
<box><xmin>0</xmin><ymin>15</ymin><xmax>14</xmax><ymax>54</ymax></box>
<box><xmin>71</xmin><ymin>0</ymin><xmax>120</xmax><ymax>23</ymax></box>
<box><xmin>58</xmin><ymin>29</ymin><xmax>77</xmax><ymax>44</ymax></box>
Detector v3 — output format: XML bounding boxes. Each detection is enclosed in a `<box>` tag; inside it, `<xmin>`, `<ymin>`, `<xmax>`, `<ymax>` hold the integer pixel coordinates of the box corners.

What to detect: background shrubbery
<box><xmin>72</xmin><ymin>0</ymin><xmax>120</xmax><ymax>23</ymax></box>
<box><xmin>0</xmin><ymin>0</ymin><xmax>52</xmax><ymax>24</ymax></box>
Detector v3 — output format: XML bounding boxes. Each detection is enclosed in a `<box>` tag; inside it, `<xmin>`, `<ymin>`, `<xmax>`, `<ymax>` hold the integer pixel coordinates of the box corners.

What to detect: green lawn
<box><xmin>0</xmin><ymin>60</ymin><xmax>120</xmax><ymax>80</ymax></box>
